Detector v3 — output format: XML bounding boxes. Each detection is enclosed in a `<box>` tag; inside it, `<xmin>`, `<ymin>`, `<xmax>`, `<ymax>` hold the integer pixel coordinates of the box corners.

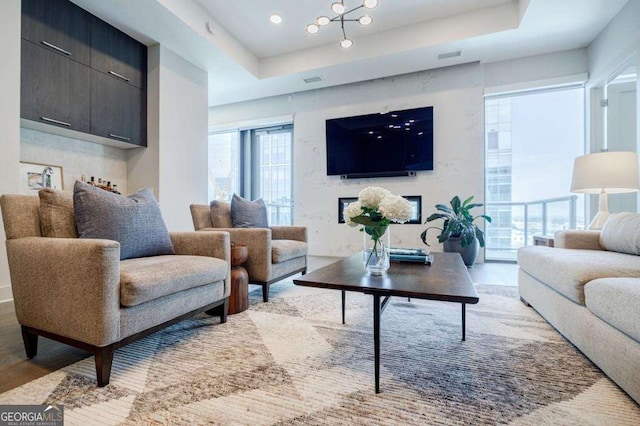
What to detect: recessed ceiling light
<box><xmin>317</xmin><ymin>16</ymin><xmax>330</xmax><ymax>26</ymax></box>
<box><xmin>377</xmin><ymin>135</ymin><xmax>382</xmax><ymax>139</ymax></box>
<box><xmin>304</xmin><ymin>76</ymin><xmax>322</xmax><ymax>83</ymax></box>
<box><xmin>368</xmin><ymin>131</ymin><xmax>374</xmax><ymax>134</ymax></box>
<box><xmin>270</xmin><ymin>14</ymin><xmax>282</xmax><ymax>24</ymax></box>
<box><xmin>340</xmin><ymin>38</ymin><xmax>353</xmax><ymax>48</ymax></box>
<box><xmin>364</xmin><ymin>0</ymin><xmax>378</xmax><ymax>9</ymax></box>
<box><xmin>306</xmin><ymin>23</ymin><xmax>319</xmax><ymax>34</ymax></box>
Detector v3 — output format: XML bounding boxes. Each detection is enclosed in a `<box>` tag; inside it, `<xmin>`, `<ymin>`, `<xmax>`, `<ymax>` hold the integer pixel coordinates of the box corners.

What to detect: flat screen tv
<box><xmin>326</xmin><ymin>106</ymin><xmax>433</xmax><ymax>178</ymax></box>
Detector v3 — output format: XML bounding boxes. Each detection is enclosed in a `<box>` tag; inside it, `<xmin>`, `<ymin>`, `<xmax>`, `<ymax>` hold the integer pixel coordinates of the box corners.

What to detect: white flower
<box><xmin>379</xmin><ymin>195</ymin><xmax>413</xmax><ymax>223</ymax></box>
<box><xmin>344</xmin><ymin>201</ymin><xmax>363</xmax><ymax>227</ymax></box>
<box><xmin>358</xmin><ymin>186</ymin><xmax>391</xmax><ymax>208</ymax></box>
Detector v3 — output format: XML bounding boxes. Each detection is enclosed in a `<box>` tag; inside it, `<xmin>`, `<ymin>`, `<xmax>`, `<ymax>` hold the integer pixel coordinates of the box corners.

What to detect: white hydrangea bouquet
<box><xmin>344</xmin><ymin>187</ymin><xmax>413</xmax><ymax>274</ymax></box>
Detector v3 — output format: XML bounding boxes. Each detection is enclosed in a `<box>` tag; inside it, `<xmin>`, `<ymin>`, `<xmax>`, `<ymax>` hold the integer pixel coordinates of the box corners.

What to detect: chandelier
<box><xmin>306</xmin><ymin>0</ymin><xmax>379</xmax><ymax>48</ymax></box>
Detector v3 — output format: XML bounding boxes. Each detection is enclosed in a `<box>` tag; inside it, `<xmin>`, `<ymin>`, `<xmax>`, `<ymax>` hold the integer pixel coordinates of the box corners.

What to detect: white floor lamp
<box><xmin>571</xmin><ymin>151</ymin><xmax>640</xmax><ymax>229</ymax></box>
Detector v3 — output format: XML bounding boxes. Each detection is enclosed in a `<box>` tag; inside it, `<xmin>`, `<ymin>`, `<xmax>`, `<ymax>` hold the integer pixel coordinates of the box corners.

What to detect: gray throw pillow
<box><xmin>73</xmin><ymin>181</ymin><xmax>174</xmax><ymax>260</ymax></box>
<box><xmin>230</xmin><ymin>194</ymin><xmax>268</xmax><ymax>228</ymax></box>
<box><xmin>210</xmin><ymin>200</ymin><xmax>233</xmax><ymax>228</ymax></box>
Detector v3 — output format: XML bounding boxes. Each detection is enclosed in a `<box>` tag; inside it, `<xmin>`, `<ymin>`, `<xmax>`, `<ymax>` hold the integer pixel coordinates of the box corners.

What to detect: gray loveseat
<box><xmin>1</xmin><ymin>192</ymin><xmax>231</xmax><ymax>387</ymax></box>
<box><xmin>518</xmin><ymin>213</ymin><xmax>640</xmax><ymax>404</ymax></box>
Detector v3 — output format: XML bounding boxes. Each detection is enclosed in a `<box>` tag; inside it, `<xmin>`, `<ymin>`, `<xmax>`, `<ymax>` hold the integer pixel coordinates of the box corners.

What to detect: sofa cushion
<box><xmin>518</xmin><ymin>246</ymin><xmax>640</xmax><ymax>304</ymax></box>
<box><xmin>38</xmin><ymin>188</ymin><xmax>77</xmax><ymax>238</ymax></box>
<box><xmin>210</xmin><ymin>200</ymin><xmax>233</xmax><ymax>228</ymax></box>
<box><xmin>585</xmin><ymin>277</ymin><xmax>640</xmax><ymax>343</ymax></box>
<box><xmin>272</xmin><ymin>240</ymin><xmax>307</xmax><ymax>264</ymax></box>
<box><xmin>231</xmin><ymin>194</ymin><xmax>268</xmax><ymax>228</ymax></box>
<box><xmin>120</xmin><ymin>255</ymin><xmax>228</xmax><ymax>307</ymax></box>
<box><xmin>600</xmin><ymin>213</ymin><xmax>640</xmax><ymax>255</ymax></box>
<box><xmin>74</xmin><ymin>181</ymin><xmax>174</xmax><ymax>260</ymax></box>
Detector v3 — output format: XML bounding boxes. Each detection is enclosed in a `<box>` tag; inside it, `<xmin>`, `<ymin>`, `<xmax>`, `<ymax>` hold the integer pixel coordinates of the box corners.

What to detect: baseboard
<box><xmin>0</xmin><ymin>285</ymin><xmax>13</xmax><ymax>304</ymax></box>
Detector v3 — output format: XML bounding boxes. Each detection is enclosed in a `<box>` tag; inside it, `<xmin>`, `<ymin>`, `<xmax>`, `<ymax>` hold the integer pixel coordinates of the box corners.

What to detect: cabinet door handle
<box><xmin>41</xmin><ymin>40</ymin><xmax>71</xmax><ymax>56</ymax></box>
<box><xmin>109</xmin><ymin>133</ymin><xmax>131</xmax><ymax>141</ymax></box>
<box><xmin>108</xmin><ymin>71</ymin><xmax>130</xmax><ymax>82</ymax></box>
<box><xmin>41</xmin><ymin>117</ymin><xmax>71</xmax><ymax>127</ymax></box>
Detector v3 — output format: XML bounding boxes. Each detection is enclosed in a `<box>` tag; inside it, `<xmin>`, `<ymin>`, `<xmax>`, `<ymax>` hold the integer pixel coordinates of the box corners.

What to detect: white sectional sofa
<box><xmin>518</xmin><ymin>213</ymin><xmax>640</xmax><ymax>404</ymax></box>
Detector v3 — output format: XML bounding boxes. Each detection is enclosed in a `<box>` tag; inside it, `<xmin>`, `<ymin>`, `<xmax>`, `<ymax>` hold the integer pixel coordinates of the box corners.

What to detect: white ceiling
<box><xmin>72</xmin><ymin>0</ymin><xmax>628</xmax><ymax>107</ymax></box>
<box><xmin>194</xmin><ymin>0</ymin><xmax>513</xmax><ymax>58</ymax></box>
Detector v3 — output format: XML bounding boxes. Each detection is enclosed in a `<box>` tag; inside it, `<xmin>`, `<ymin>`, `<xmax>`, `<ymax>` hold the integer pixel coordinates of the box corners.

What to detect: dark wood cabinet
<box><xmin>21</xmin><ymin>0</ymin><xmax>91</xmax><ymax>66</ymax></box>
<box><xmin>91</xmin><ymin>16</ymin><xmax>146</xmax><ymax>89</ymax></box>
<box><xmin>21</xmin><ymin>39</ymin><xmax>91</xmax><ymax>133</ymax></box>
<box><xmin>91</xmin><ymin>70</ymin><xmax>145</xmax><ymax>146</ymax></box>
<box><xmin>20</xmin><ymin>0</ymin><xmax>148</xmax><ymax>148</ymax></box>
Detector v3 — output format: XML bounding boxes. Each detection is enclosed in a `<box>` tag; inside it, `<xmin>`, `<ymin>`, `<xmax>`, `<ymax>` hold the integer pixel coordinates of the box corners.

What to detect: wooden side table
<box><xmin>228</xmin><ymin>244</ymin><xmax>249</xmax><ymax>315</ymax></box>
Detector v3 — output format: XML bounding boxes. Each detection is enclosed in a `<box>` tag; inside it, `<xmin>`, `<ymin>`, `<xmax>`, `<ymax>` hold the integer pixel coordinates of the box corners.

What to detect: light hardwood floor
<box><xmin>0</xmin><ymin>257</ymin><xmax>517</xmax><ymax>394</ymax></box>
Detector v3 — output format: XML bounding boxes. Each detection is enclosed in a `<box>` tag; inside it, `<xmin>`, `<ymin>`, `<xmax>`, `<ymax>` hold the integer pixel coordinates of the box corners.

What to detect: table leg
<box><xmin>373</xmin><ymin>294</ymin><xmax>381</xmax><ymax>394</ymax></box>
<box><xmin>342</xmin><ymin>290</ymin><xmax>346</xmax><ymax>325</ymax></box>
<box><xmin>462</xmin><ymin>303</ymin><xmax>466</xmax><ymax>341</ymax></box>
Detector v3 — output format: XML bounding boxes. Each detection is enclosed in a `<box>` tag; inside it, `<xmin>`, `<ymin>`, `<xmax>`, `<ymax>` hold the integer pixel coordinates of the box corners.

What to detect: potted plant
<box><xmin>420</xmin><ymin>196</ymin><xmax>491</xmax><ymax>267</ymax></box>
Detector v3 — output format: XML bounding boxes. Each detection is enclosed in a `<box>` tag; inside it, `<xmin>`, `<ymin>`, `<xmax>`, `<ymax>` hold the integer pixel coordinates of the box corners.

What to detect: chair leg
<box><xmin>206</xmin><ymin>298</ymin><xmax>229</xmax><ymax>323</ymax></box>
<box><xmin>301</xmin><ymin>268</ymin><xmax>307</xmax><ymax>276</ymax></box>
<box><xmin>262</xmin><ymin>283</ymin><xmax>270</xmax><ymax>302</ymax></box>
<box><xmin>95</xmin><ymin>347</ymin><xmax>114</xmax><ymax>387</ymax></box>
<box><xmin>220</xmin><ymin>298</ymin><xmax>228</xmax><ymax>323</ymax></box>
<box><xmin>21</xmin><ymin>326</ymin><xmax>38</xmax><ymax>359</ymax></box>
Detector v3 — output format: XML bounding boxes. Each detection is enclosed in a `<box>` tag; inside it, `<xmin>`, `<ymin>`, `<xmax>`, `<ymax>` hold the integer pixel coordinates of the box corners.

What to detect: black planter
<box><xmin>443</xmin><ymin>237</ymin><xmax>479</xmax><ymax>267</ymax></box>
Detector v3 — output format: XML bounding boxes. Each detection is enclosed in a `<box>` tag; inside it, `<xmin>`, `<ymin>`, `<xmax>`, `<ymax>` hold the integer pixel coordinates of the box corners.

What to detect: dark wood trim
<box><xmin>20</xmin><ymin>297</ymin><xmax>229</xmax><ymax>387</ymax></box>
<box><xmin>251</xmin><ymin>267</ymin><xmax>307</xmax><ymax>303</ymax></box>
<box><xmin>21</xmin><ymin>326</ymin><xmax>38</xmax><ymax>359</ymax></box>
<box><xmin>205</xmin><ymin>298</ymin><xmax>228</xmax><ymax>323</ymax></box>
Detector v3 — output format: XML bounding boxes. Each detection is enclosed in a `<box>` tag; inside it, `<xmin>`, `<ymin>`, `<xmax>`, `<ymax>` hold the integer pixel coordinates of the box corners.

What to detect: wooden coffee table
<box><xmin>294</xmin><ymin>252</ymin><xmax>479</xmax><ymax>393</ymax></box>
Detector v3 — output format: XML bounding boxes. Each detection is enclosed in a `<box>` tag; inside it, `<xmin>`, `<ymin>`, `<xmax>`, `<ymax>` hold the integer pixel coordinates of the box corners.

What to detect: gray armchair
<box><xmin>190</xmin><ymin>203</ymin><xmax>307</xmax><ymax>302</ymax></box>
<box><xmin>1</xmin><ymin>193</ymin><xmax>231</xmax><ymax>387</ymax></box>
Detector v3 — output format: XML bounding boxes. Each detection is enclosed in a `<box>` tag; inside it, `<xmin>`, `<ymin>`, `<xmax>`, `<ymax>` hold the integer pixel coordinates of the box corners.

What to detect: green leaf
<box><xmin>426</xmin><ymin>212</ymin><xmax>452</xmax><ymax>222</ymax></box>
<box><xmin>475</xmin><ymin>227</ymin><xmax>485</xmax><ymax>247</ymax></box>
<box><xmin>450</xmin><ymin>196</ymin><xmax>461</xmax><ymax>213</ymax></box>
<box><xmin>435</xmin><ymin>204</ymin><xmax>454</xmax><ymax>214</ymax></box>
<box><xmin>462</xmin><ymin>196</ymin><xmax>474</xmax><ymax>207</ymax></box>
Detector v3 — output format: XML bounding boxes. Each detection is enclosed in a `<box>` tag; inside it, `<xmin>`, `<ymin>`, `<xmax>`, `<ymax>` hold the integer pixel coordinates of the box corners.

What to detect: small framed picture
<box><xmin>19</xmin><ymin>161</ymin><xmax>64</xmax><ymax>195</ymax></box>
<box><xmin>404</xmin><ymin>195</ymin><xmax>422</xmax><ymax>224</ymax></box>
<box><xmin>338</xmin><ymin>195</ymin><xmax>422</xmax><ymax>224</ymax></box>
<box><xmin>338</xmin><ymin>197</ymin><xmax>358</xmax><ymax>223</ymax></box>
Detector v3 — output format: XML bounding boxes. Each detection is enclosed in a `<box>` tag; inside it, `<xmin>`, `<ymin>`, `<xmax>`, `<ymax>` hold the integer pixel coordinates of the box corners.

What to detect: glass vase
<box><xmin>363</xmin><ymin>226</ymin><xmax>391</xmax><ymax>275</ymax></box>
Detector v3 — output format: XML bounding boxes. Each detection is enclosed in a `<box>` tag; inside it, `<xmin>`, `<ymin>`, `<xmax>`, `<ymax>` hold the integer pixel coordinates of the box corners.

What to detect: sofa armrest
<box><xmin>554</xmin><ymin>230</ymin><xmax>602</xmax><ymax>250</ymax></box>
<box><xmin>6</xmin><ymin>237</ymin><xmax>121</xmax><ymax>347</ymax></box>
<box><xmin>169</xmin><ymin>231</ymin><xmax>231</xmax><ymax>297</ymax></box>
<box><xmin>270</xmin><ymin>226</ymin><xmax>307</xmax><ymax>242</ymax></box>
<box><xmin>198</xmin><ymin>227</ymin><xmax>272</xmax><ymax>282</ymax></box>
<box><xmin>170</xmin><ymin>231</ymin><xmax>230</xmax><ymax>260</ymax></box>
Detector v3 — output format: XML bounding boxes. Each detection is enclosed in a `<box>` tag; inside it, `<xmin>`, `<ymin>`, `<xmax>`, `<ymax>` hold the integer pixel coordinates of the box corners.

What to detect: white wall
<box><xmin>586</xmin><ymin>0</ymin><xmax>640</xmax><ymax>216</ymax></box>
<box><xmin>21</xmin><ymin>129</ymin><xmax>129</xmax><ymax>194</ymax></box>
<box><xmin>211</xmin><ymin>63</ymin><xmax>486</xmax><ymax>257</ymax></box>
<box><xmin>484</xmin><ymin>48</ymin><xmax>588</xmax><ymax>90</ymax></box>
<box><xmin>588</xmin><ymin>0</ymin><xmax>640</xmax><ymax>86</ymax></box>
<box><xmin>0</xmin><ymin>0</ymin><xmax>21</xmax><ymax>303</ymax></box>
<box><xmin>128</xmin><ymin>45</ymin><xmax>209</xmax><ymax>231</ymax></box>
<box><xmin>209</xmin><ymin>50</ymin><xmax>590</xmax><ymax>259</ymax></box>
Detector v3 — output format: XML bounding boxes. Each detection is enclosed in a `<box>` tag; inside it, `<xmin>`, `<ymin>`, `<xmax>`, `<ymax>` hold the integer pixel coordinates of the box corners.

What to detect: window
<box><xmin>253</xmin><ymin>127</ymin><xmax>293</xmax><ymax>225</ymax></box>
<box><xmin>208</xmin><ymin>131</ymin><xmax>241</xmax><ymax>202</ymax></box>
<box><xmin>208</xmin><ymin>124</ymin><xmax>294</xmax><ymax>225</ymax></box>
<box><xmin>484</xmin><ymin>87</ymin><xmax>586</xmax><ymax>261</ymax></box>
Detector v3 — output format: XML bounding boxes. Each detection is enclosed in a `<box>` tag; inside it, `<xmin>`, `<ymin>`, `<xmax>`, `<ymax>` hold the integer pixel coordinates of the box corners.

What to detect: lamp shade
<box><xmin>571</xmin><ymin>151</ymin><xmax>640</xmax><ymax>194</ymax></box>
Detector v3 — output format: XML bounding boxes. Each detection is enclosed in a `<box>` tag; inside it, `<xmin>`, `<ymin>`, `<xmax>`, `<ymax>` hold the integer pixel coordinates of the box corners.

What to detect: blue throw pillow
<box><xmin>73</xmin><ymin>181</ymin><xmax>175</xmax><ymax>260</ymax></box>
<box><xmin>230</xmin><ymin>194</ymin><xmax>268</xmax><ymax>228</ymax></box>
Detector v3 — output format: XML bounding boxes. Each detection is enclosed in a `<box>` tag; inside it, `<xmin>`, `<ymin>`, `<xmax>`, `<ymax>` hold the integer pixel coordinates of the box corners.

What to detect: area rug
<box><xmin>1</xmin><ymin>281</ymin><xmax>639</xmax><ymax>425</ymax></box>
